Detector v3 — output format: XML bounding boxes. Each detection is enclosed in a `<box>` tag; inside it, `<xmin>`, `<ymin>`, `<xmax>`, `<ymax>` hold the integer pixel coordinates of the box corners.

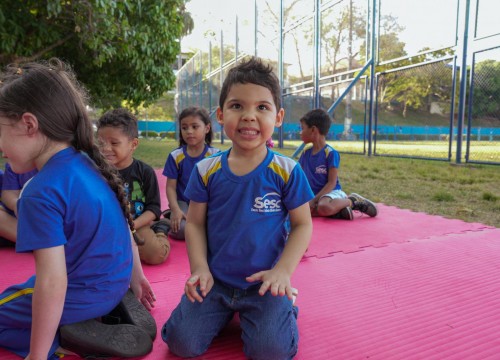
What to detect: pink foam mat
<box><xmin>305</xmin><ymin>204</ymin><xmax>493</xmax><ymax>258</ymax></box>
<box><xmin>1</xmin><ymin>170</ymin><xmax>498</xmax><ymax>359</ymax></box>
<box><xmin>1</xmin><ymin>227</ymin><xmax>499</xmax><ymax>359</ymax></box>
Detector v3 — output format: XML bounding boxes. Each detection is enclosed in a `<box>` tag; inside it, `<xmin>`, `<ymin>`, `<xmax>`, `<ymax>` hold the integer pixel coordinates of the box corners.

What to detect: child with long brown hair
<box><xmin>0</xmin><ymin>59</ymin><xmax>155</xmax><ymax>359</ymax></box>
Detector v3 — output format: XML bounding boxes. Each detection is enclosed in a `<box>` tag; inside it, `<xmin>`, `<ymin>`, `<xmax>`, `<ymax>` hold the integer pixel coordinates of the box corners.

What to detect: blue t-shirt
<box><xmin>3</xmin><ymin>162</ymin><xmax>38</xmax><ymax>191</ymax></box>
<box><xmin>298</xmin><ymin>144</ymin><xmax>342</xmax><ymax>194</ymax></box>
<box><xmin>17</xmin><ymin>147</ymin><xmax>133</xmax><ymax>324</ymax></box>
<box><xmin>162</xmin><ymin>144</ymin><xmax>220</xmax><ymax>203</ymax></box>
<box><xmin>185</xmin><ymin>148</ymin><xmax>314</xmax><ymax>289</ymax></box>
<box><xmin>1</xmin><ymin>163</ymin><xmax>38</xmax><ymax>215</ymax></box>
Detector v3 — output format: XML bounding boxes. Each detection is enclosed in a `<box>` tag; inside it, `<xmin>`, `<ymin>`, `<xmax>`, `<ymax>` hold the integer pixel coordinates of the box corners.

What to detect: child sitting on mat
<box><xmin>0</xmin><ymin>162</ymin><xmax>37</xmax><ymax>245</ymax></box>
<box><xmin>97</xmin><ymin>108</ymin><xmax>171</xmax><ymax>265</ymax></box>
<box><xmin>162</xmin><ymin>106</ymin><xmax>219</xmax><ymax>240</ymax></box>
<box><xmin>0</xmin><ymin>58</ymin><xmax>155</xmax><ymax>359</ymax></box>
<box><xmin>298</xmin><ymin>108</ymin><xmax>378</xmax><ymax>220</ymax></box>
<box><xmin>162</xmin><ymin>56</ymin><xmax>314</xmax><ymax>359</ymax></box>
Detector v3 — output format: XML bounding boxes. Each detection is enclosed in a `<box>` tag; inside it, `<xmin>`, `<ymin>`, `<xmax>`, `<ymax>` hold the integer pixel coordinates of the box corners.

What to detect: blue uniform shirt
<box><xmin>163</xmin><ymin>144</ymin><xmax>220</xmax><ymax>203</ymax></box>
<box><xmin>16</xmin><ymin>147</ymin><xmax>133</xmax><ymax>323</ymax></box>
<box><xmin>185</xmin><ymin>148</ymin><xmax>314</xmax><ymax>289</ymax></box>
<box><xmin>298</xmin><ymin>144</ymin><xmax>342</xmax><ymax>194</ymax></box>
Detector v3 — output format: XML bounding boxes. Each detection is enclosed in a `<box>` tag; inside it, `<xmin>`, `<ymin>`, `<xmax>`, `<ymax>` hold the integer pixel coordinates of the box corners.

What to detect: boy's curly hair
<box><xmin>97</xmin><ymin>108</ymin><xmax>139</xmax><ymax>139</ymax></box>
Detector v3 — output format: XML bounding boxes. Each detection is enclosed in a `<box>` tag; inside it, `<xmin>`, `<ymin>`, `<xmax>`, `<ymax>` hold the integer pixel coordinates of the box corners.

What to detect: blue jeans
<box><xmin>162</xmin><ymin>280</ymin><xmax>299</xmax><ymax>359</ymax></box>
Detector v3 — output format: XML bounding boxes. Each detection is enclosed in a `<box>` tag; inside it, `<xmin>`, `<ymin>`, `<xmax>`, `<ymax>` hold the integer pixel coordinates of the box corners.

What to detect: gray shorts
<box><xmin>320</xmin><ymin>189</ymin><xmax>347</xmax><ymax>200</ymax></box>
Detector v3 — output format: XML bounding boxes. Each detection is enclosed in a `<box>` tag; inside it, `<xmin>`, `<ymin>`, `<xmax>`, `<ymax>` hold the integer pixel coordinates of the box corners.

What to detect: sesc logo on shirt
<box><xmin>315</xmin><ymin>165</ymin><xmax>327</xmax><ymax>175</ymax></box>
<box><xmin>252</xmin><ymin>192</ymin><xmax>282</xmax><ymax>213</ymax></box>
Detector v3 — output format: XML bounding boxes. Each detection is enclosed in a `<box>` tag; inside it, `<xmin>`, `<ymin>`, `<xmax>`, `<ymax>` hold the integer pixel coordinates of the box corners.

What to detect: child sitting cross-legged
<box><xmin>162</xmin><ymin>106</ymin><xmax>220</xmax><ymax>240</ymax></box>
<box><xmin>298</xmin><ymin>108</ymin><xmax>378</xmax><ymax>220</ymax></box>
<box><xmin>97</xmin><ymin>108</ymin><xmax>171</xmax><ymax>265</ymax></box>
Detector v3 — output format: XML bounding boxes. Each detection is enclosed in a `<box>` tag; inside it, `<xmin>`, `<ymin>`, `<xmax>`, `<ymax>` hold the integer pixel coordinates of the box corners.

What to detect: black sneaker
<box><xmin>0</xmin><ymin>237</ymin><xmax>14</xmax><ymax>247</ymax></box>
<box><xmin>103</xmin><ymin>289</ymin><xmax>157</xmax><ymax>340</ymax></box>
<box><xmin>60</xmin><ymin>319</ymin><xmax>152</xmax><ymax>358</ymax></box>
<box><xmin>332</xmin><ymin>206</ymin><xmax>353</xmax><ymax>220</ymax></box>
<box><xmin>161</xmin><ymin>209</ymin><xmax>172</xmax><ymax>219</ymax></box>
<box><xmin>349</xmin><ymin>193</ymin><xmax>378</xmax><ymax>217</ymax></box>
<box><xmin>150</xmin><ymin>219</ymin><xmax>170</xmax><ymax>236</ymax></box>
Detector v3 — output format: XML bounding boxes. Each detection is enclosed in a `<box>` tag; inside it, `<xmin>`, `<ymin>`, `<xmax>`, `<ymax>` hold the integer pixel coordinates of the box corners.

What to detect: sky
<box><xmin>181</xmin><ymin>0</ymin><xmax>254</xmax><ymax>52</ymax></box>
<box><xmin>181</xmin><ymin>0</ymin><xmax>500</xmax><ymax>62</ymax></box>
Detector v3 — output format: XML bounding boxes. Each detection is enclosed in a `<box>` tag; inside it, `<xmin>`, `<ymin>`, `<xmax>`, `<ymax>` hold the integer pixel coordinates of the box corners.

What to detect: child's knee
<box><xmin>244</xmin><ymin>335</ymin><xmax>298</xmax><ymax>360</ymax></box>
<box><xmin>141</xmin><ymin>251</ymin><xmax>167</xmax><ymax>265</ymax></box>
<box><xmin>138</xmin><ymin>236</ymin><xmax>170</xmax><ymax>265</ymax></box>
<box><xmin>162</xmin><ymin>319</ymin><xmax>207</xmax><ymax>357</ymax></box>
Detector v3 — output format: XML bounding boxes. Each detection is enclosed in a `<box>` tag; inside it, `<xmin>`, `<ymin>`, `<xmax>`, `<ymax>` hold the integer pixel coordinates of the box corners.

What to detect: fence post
<box><xmin>455</xmin><ymin>0</ymin><xmax>471</xmax><ymax>164</ymax></box>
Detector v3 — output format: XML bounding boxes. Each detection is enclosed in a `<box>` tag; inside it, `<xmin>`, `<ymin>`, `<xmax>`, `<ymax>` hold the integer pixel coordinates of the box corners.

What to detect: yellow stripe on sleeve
<box><xmin>0</xmin><ymin>288</ymin><xmax>34</xmax><ymax>305</ymax></box>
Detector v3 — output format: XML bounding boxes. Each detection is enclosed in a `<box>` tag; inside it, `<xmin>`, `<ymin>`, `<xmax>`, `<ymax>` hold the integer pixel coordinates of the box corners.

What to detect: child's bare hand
<box><xmin>246</xmin><ymin>269</ymin><xmax>294</xmax><ymax>300</ymax></box>
<box><xmin>185</xmin><ymin>271</ymin><xmax>213</xmax><ymax>303</ymax></box>
<box><xmin>131</xmin><ymin>277</ymin><xmax>156</xmax><ymax>311</ymax></box>
<box><xmin>171</xmin><ymin>209</ymin><xmax>186</xmax><ymax>233</ymax></box>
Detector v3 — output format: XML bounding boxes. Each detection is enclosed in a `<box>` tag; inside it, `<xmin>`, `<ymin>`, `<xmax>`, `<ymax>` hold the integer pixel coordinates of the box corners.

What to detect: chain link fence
<box><xmin>176</xmin><ymin>0</ymin><xmax>500</xmax><ymax>165</ymax></box>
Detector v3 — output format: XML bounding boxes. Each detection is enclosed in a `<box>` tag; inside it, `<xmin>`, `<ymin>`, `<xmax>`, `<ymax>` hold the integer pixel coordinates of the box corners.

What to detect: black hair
<box><xmin>300</xmin><ymin>108</ymin><xmax>332</xmax><ymax>135</ymax></box>
<box><xmin>177</xmin><ymin>106</ymin><xmax>213</xmax><ymax>147</ymax></box>
<box><xmin>97</xmin><ymin>108</ymin><xmax>139</xmax><ymax>139</ymax></box>
<box><xmin>219</xmin><ymin>56</ymin><xmax>281</xmax><ymax>111</ymax></box>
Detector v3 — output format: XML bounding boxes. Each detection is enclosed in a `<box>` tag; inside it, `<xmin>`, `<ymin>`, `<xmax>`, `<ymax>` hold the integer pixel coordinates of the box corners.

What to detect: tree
<box><xmin>471</xmin><ymin>59</ymin><xmax>500</xmax><ymax>122</ymax></box>
<box><xmin>0</xmin><ymin>0</ymin><xmax>190</xmax><ymax>108</ymax></box>
<box><xmin>379</xmin><ymin>47</ymin><xmax>455</xmax><ymax>118</ymax></box>
<box><xmin>318</xmin><ymin>1</ymin><xmax>366</xmax><ymax>136</ymax></box>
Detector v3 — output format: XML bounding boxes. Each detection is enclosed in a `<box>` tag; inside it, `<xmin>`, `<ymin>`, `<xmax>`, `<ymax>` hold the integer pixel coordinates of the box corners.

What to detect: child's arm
<box><xmin>29</xmin><ymin>245</ymin><xmax>67</xmax><ymax>360</ymax></box>
<box><xmin>246</xmin><ymin>202</ymin><xmax>312</xmax><ymax>299</ymax></box>
<box><xmin>130</xmin><ymin>232</ymin><xmax>156</xmax><ymax>310</ymax></box>
<box><xmin>166</xmin><ymin>178</ymin><xmax>186</xmax><ymax>233</ymax></box>
<box><xmin>1</xmin><ymin>189</ymin><xmax>21</xmax><ymax>216</ymax></box>
<box><xmin>133</xmin><ymin>165</ymin><xmax>162</xmax><ymax>229</ymax></box>
<box><xmin>133</xmin><ymin>210</ymin><xmax>156</xmax><ymax>230</ymax></box>
<box><xmin>184</xmin><ymin>201</ymin><xmax>213</xmax><ymax>303</ymax></box>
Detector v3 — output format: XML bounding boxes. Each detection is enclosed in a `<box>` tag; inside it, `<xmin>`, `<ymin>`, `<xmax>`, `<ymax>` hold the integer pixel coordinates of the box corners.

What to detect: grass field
<box><xmin>2</xmin><ymin>138</ymin><xmax>497</xmax><ymax>228</ymax></box>
<box><xmin>281</xmin><ymin>140</ymin><xmax>500</xmax><ymax>163</ymax></box>
<box><xmin>136</xmin><ymin>138</ymin><xmax>500</xmax><ymax>228</ymax></box>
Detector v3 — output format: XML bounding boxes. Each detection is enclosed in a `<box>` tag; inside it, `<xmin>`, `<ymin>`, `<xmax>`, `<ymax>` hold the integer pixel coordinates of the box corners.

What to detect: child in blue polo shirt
<box><xmin>162</xmin><ymin>57</ymin><xmax>314</xmax><ymax>359</ymax></box>
<box><xmin>298</xmin><ymin>108</ymin><xmax>377</xmax><ymax>220</ymax></box>
<box><xmin>162</xmin><ymin>106</ymin><xmax>219</xmax><ymax>240</ymax></box>
<box><xmin>0</xmin><ymin>59</ymin><xmax>155</xmax><ymax>359</ymax></box>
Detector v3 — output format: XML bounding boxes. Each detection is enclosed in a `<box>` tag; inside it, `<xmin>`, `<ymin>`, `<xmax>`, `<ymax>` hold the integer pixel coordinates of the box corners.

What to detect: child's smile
<box><xmin>217</xmin><ymin>83</ymin><xmax>283</xmax><ymax>153</ymax></box>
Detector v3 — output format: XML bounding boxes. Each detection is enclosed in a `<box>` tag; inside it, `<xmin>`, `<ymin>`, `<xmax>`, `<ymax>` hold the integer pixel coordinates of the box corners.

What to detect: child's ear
<box><xmin>131</xmin><ymin>138</ymin><xmax>139</xmax><ymax>150</ymax></box>
<box><xmin>20</xmin><ymin>112</ymin><xmax>39</xmax><ymax>136</ymax></box>
<box><xmin>205</xmin><ymin>123</ymin><xmax>211</xmax><ymax>134</ymax></box>
<box><xmin>274</xmin><ymin>108</ymin><xmax>285</xmax><ymax>128</ymax></box>
<box><xmin>216</xmin><ymin>107</ymin><xmax>224</xmax><ymax>125</ymax></box>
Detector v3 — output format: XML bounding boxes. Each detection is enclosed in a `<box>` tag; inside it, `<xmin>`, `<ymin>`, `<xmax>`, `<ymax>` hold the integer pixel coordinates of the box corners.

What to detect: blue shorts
<box><xmin>0</xmin><ymin>276</ymin><xmax>60</xmax><ymax>359</ymax></box>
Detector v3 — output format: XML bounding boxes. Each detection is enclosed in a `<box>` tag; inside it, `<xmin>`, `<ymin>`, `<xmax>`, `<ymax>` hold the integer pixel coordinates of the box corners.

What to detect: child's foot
<box><xmin>349</xmin><ymin>193</ymin><xmax>378</xmax><ymax>217</ymax></box>
<box><xmin>161</xmin><ymin>209</ymin><xmax>172</xmax><ymax>219</ymax></box>
<box><xmin>60</xmin><ymin>319</ymin><xmax>152</xmax><ymax>358</ymax></box>
<box><xmin>331</xmin><ymin>206</ymin><xmax>353</xmax><ymax>220</ymax></box>
<box><xmin>151</xmin><ymin>219</ymin><xmax>171</xmax><ymax>236</ymax></box>
<box><xmin>103</xmin><ymin>289</ymin><xmax>157</xmax><ymax>340</ymax></box>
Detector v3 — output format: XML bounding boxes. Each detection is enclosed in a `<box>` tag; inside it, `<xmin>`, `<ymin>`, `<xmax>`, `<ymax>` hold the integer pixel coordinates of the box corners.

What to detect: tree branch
<box><xmin>12</xmin><ymin>33</ymin><xmax>75</xmax><ymax>64</ymax></box>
